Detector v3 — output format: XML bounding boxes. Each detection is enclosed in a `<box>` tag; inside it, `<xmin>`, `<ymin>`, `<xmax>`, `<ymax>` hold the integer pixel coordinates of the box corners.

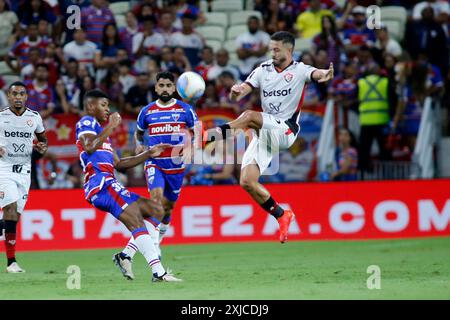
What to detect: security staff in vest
<box><xmin>357</xmin><ymin>63</ymin><xmax>391</xmax><ymax>176</ymax></box>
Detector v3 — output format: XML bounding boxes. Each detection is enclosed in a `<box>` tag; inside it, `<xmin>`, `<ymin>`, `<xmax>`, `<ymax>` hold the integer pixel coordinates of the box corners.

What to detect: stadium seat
<box><xmin>382</xmin><ymin>19</ymin><xmax>404</xmax><ymax>41</ymax></box>
<box><xmin>199</xmin><ymin>0</ymin><xmax>208</xmax><ymax>13</ymax></box>
<box><xmin>334</xmin><ymin>0</ymin><xmax>346</xmax><ymax>9</ymax></box>
<box><xmin>245</xmin><ymin>0</ymin><xmax>254</xmax><ymax>10</ymax></box>
<box><xmin>211</xmin><ymin>0</ymin><xmax>243</xmax><ymax>12</ymax></box>
<box><xmin>294</xmin><ymin>37</ymin><xmax>313</xmax><ymax>54</ymax></box>
<box><xmin>229</xmin><ymin>11</ymin><xmax>262</xmax><ymax>25</ymax></box>
<box><xmin>2</xmin><ymin>75</ymin><xmax>20</xmax><ymax>87</ymax></box>
<box><xmin>228</xmin><ymin>52</ymin><xmax>240</xmax><ymax>66</ymax></box>
<box><xmin>204</xmin><ymin>12</ymin><xmax>228</xmax><ymax>28</ymax></box>
<box><xmin>115</xmin><ymin>14</ymin><xmax>126</xmax><ymax>28</ymax></box>
<box><xmin>0</xmin><ymin>61</ymin><xmax>14</xmax><ymax>75</ymax></box>
<box><xmin>380</xmin><ymin>6</ymin><xmax>407</xmax><ymax>26</ymax></box>
<box><xmin>206</xmin><ymin>39</ymin><xmax>222</xmax><ymax>52</ymax></box>
<box><xmin>226</xmin><ymin>24</ymin><xmax>248</xmax><ymax>40</ymax></box>
<box><xmin>223</xmin><ymin>39</ymin><xmax>237</xmax><ymax>52</ymax></box>
<box><xmin>110</xmin><ymin>1</ymin><xmax>130</xmax><ymax>15</ymax></box>
<box><xmin>196</xmin><ymin>25</ymin><xmax>226</xmax><ymax>42</ymax></box>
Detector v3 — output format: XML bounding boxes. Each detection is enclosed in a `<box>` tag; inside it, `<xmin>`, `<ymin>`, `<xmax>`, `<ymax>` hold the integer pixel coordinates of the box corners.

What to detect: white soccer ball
<box><xmin>176</xmin><ymin>71</ymin><xmax>205</xmax><ymax>100</ymax></box>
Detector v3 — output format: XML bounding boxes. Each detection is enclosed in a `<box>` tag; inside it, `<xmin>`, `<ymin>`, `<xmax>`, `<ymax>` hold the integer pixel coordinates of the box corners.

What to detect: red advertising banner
<box><xmin>1</xmin><ymin>179</ymin><xmax>449</xmax><ymax>251</ymax></box>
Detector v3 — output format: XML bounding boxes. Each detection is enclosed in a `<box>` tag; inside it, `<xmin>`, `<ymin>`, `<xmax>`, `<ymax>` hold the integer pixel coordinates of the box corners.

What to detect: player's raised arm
<box><xmin>79</xmin><ymin>112</ymin><xmax>121</xmax><ymax>155</ymax></box>
<box><xmin>229</xmin><ymin>82</ymin><xmax>253</xmax><ymax>102</ymax></box>
<box><xmin>114</xmin><ymin>143</ymin><xmax>172</xmax><ymax>170</ymax></box>
<box><xmin>311</xmin><ymin>63</ymin><xmax>334</xmax><ymax>83</ymax></box>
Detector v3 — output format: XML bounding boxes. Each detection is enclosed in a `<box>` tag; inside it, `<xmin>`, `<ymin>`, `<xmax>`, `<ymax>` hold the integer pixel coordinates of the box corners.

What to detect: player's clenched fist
<box><xmin>34</xmin><ymin>142</ymin><xmax>48</xmax><ymax>154</ymax></box>
<box><xmin>230</xmin><ymin>84</ymin><xmax>243</xmax><ymax>97</ymax></box>
<box><xmin>109</xmin><ymin>112</ymin><xmax>122</xmax><ymax>128</ymax></box>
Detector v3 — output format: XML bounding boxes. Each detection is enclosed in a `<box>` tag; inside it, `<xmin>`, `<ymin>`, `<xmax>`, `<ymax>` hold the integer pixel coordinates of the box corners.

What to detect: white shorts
<box><xmin>242</xmin><ymin>113</ymin><xmax>297</xmax><ymax>174</ymax></box>
<box><xmin>0</xmin><ymin>173</ymin><xmax>31</xmax><ymax>213</ymax></box>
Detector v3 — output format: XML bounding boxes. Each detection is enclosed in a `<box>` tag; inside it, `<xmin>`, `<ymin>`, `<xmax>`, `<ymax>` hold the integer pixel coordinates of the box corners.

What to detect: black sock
<box><xmin>5</xmin><ymin>220</ymin><xmax>17</xmax><ymax>266</ymax></box>
<box><xmin>219</xmin><ymin>124</ymin><xmax>231</xmax><ymax>140</ymax></box>
<box><xmin>7</xmin><ymin>258</ymin><xmax>16</xmax><ymax>266</ymax></box>
<box><xmin>261</xmin><ymin>197</ymin><xmax>284</xmax><ymax>218</ymax></box>
<box><xmin>0</xmin><ymin>219</ymin><xmax>3</xmax><ymax>235</ymax></box>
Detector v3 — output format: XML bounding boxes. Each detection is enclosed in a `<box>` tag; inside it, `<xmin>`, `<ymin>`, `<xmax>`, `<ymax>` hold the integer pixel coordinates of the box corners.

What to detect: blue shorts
<box><xmin>89</xmin><ymin>179</ymin><xmax>140</xmax><ymax>219</ymax></box>
<box><xmin>145</xmin><ymin>166</ymin><xmax>184</xmax><ymax>202</ymax></box>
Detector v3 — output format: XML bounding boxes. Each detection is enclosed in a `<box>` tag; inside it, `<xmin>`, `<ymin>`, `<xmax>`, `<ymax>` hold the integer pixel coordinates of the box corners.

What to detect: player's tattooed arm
<box><xmin>114</xmin><ymin>143</ymin><xmax>172</xmax><ymax>170</ymax></box>
<box><xmin>34</xmin><ymin>131</ymin><xmax>49</xmax><ymax>154</ymax></box>
<box><xmin>311</xmin><ymin>63</ymin><xmax>334</xmax><ymax>83</ymax></box>
<box><xmin>229</xmin><ymin>82</ymin><xmax>253</xmax><ymax>102</ymax></box>
<box><xmin>80</xmin><ymin>113</ymin><xmax>121</xmax><ymax>154</ymax></box>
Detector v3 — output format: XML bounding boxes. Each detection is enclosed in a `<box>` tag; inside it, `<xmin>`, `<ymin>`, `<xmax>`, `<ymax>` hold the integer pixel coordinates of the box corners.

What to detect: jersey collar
<box><xmin>274</xmin><ymin>60</ymin><xmax>294</xmax><ymax>73</ymax></box>
<box><xmin>156</xmin><ymin>98</ymin><xmax>176</xmax><ymax>108</ymax></box>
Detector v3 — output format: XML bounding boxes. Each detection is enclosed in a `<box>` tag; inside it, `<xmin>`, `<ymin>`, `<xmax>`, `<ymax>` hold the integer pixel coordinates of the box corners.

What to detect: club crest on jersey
<box><xmin>171</xmin><ymin>113</ymin><xmax>180</xmax><ymax>122</ymax></box>
<box><xmin>26</xmin><ymin>119</ymin><xmax>33</xmax><ymax>127</ymax></box>
<box><xmin>284</xmin><ymin>72</ymin><xmax>293</xmax><ymax>83</ymax></box>
<box><xmin>102</xmin><ymin>142</ymin><xmax>113</xmax><ymax>151</ymax></box>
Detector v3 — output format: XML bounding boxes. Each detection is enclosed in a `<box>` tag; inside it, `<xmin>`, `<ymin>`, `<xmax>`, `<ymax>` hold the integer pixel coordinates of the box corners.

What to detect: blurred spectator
<box><xmin>118</xmin><ymin>59</ymin><xmax>136</xmax><ymax>95</ymax></box>
<box><xmin>342</xmin><ymin>6</ymin><xmax>376</xmax><ymax>52</ymax></box>
<box><xmin>54</xmin><ymin>79</ymin><xmax>71</xmax><ymax>114</ymax></box>
<box><xmin>277</xmin><ymin>137</ymin><xmax>315</xmax><ymax>182</ymax></box>
<box><xmin>124</xmin><ymin>72</ymin><xmax>154</xmax><ymax>116</ymax></box>
<box><xmin>169</xmin><ymin>13</ymin><xmax>204</xmax><ymax>66</ymax></box>
<box><xmin>94</xmin><ymin>23</ymin><xmax>125</xmax><ymax>82</ymax></box>
<box><xmin>42</xmin><ymin>42</ymin><xmax>63</xmax><ymax>87</ymax></box>
<box><xmin>172</xmin><ymin>0</ymin><xmax>205</xmax><ymax>30</ymax></box>
<box><xmin>61</xmin><ymin>58</ymin><xmax>80</xmax><ymax>114</ymax></box>
<box><xmin>157</xmin><ymin>10</ymin><xmax>178</xmax><ymax>46</ymax></box>
<box><xmin>119</xmin><ymin>11</ymin><xmax>141</xmax><ymax>59</ymax></box>
<box><xmin>263</xmin><ymin>0</ymin><xmax>295</xmax><ymax>34</ymax></box>
<box><xmin>197</xmin><ymin>80</ymin><xmax>220</xmax><ymax>109</ymax></box>
<box><xmin>26</xmin><ymin>63</ymin><xmax>56</xmax><ymax>119</ymax></box>
<box><xmin>217</xmin><ymin>71</ymin><xmax>243</xmax><ymax>114</ymax></box>
<box><xmin>412</xmin><ymin>0</ymin><xmax>450</xmax><ymax>22</ymax></box>
<box><xmin>357</xmin><ymin>64</ymin><xmax>391</xmax><ymax>175</ymax></box>
<box><xmin>19</xmin><ymin>0</ymin><xmax>58</xmax><ymax>37</ymax></box>
<box><xmin>313</xmin><ymin>15</ymin><xmax>343</xmax><ymax>67</ymax></box>
<box><xmin>0</xmin><ymin>0</ymin><xmax>19</xmax><ymax>57</ymax></box>
<box><xmin>295</xmin><ymin>0</ymin><xmax>334</xmax><ymax>39</ymax></box>
<box><xmin>132</xmin><ymin>0</ymin><xmax>161</xmax><ymax>22</ymax></box>
<box><xmin>405</xmin><ymin>6</ymin><xmax>449</xmax><ymax>77</ymax></box>
<box><xmin>132</xmin><ymin>15</ymin><xmax>165</xmax><ymax>73</ymax></box>
<box><xmin>208</xmin><ymin>48</ymin><xmax>240</xmax><ymax>81</ymax></box>
<box><xmin>195</xmin><ymin>46</ymin><xmax>215</xmax><ymax>81</ymax></box>
<box><xmin>99</xmin><ymin>66</ymin><xmax>124</xmax><ymax>112</ymax></box>
<box><xmin>81</xmin><ymin>0</ymin><xmax>115</xmax><ymax>44</ymax></box>
<box><xmin>300</xmin><ymin>53</ymin><xmax>326</xmax><ymax>113</ymax></box>
<box><xmin>63</xmin><ymin>28</ymin><xmax>97</xmax><ymax>77</ymax></box>
<box><xmin>6</xmin><ymin>22</ymin><xmax>50</xmax><ymax>73</ymax></box>
<box><xmin>160</xmin><ymin>45</ymin><xmax>176</xmax><ymax>71</ymax></box>
<box><xmin>331</xmin><ymin>128</ymin><xmax>358</xmax><ymax>181</ymax></box>
<box><xmin>20</xmin><ymin>47</ymin><xmax>41</xmax><ymax>82</ymax></box>
<box><xmin>172</xmin><ymin>46</ymin><xmax>192</xmax><ymax>73</ymax></box>
<box><xmin>235</xmin><ymin>16</ymin><xmax>270</xmax><ymax>80</ymax></box>
<box><xmin>65</xmin><ymin>160</ymin><xmax>83</xmax><ymax>189</ymax></box>
<box><xmin>72</xmin><ymin>75</ymin><xmax>95</xmax><ymax>112</ymax></box>
<box><xmin>374</xmin><ymin>24</ymin><xmax>402</xmax><ymax>59</ymax></box>
<box><xmin>30</xmin><ymin>149</ymin><xmax>58</xmax><ymax>190</ymax></box>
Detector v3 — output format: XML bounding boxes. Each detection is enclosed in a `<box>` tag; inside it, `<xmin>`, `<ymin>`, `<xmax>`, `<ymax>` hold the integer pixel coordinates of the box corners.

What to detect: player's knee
<box><xmin>3</xmin><ymin>203</ymin><xmax>18</xmax><ymax>220</ymax></box>
<box><xmin>120</xmin><ymin>208</ymin><xmax>144</xmax><ymax>231</ymax></box>
<box><xmin>240</xmin><ymin>176</ymin><xmax>256</xmax><ymax>193</ymax></box>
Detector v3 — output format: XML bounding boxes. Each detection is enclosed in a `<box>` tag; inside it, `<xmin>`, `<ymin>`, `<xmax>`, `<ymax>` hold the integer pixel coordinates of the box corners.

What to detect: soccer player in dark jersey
<box><xmin>75</xmin><ymin>89</ymin><xmax>181</xmax><ymax>282</ymax></box>
<box><xmin>114</xmin><ymin>72</ymin><xmax>199</xmax><ymax>280</ymax></box>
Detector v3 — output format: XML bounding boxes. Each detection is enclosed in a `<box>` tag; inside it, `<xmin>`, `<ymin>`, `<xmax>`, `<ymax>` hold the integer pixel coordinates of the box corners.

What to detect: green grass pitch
<box><xmin>0</xmin><ymin>237</ymin><xmax>449</xmax><ymax>300</ymax></box>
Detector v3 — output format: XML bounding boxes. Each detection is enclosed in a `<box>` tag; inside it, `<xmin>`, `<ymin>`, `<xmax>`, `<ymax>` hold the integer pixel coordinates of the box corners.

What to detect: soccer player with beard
<box><xmin>0</xmin><ymin>82</ymin><xmax>48</xmax><ymax>273</ymax></box>
<box><xmin>204</xmin><ymin>31</ymin><xmax>334</xmax><ymax>243</ymax></box>
<box><xmin>76</xmin><ymin>89</ymin><xmax>181</xmax><ymax>282</ymax></box>
<box><xmin>113</xmin><ymin>71</ymin><xmax>199</xmax><ymax>280</ymax></box>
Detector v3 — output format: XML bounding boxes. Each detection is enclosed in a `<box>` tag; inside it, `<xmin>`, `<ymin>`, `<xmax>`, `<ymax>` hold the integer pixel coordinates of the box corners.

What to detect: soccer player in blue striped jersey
<box><xmin>116</xmin><ymin>72</ymin><xmax>199</xmax><ymax>277</ymax></box>
<box><xmin>76</xmin><ymin>89</ymin><xmax>182</xmax><ymax>282</ymax></box>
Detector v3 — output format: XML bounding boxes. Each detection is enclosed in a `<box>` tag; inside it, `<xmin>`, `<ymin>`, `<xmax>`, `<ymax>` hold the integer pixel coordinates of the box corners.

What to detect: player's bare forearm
<box><xmin>311</xmin><ymin>63</ymin><xmax>334</xmax><ymax>83</ymax></box>
<box><xmin>115</xmin><ymin>144</ymin><xmax>171</xmax><ymax>170</ymax></box>
<box><xmin>229</xmin><ymin>82</ymin><xmax>252</xmax><ymax>102</ymax></box>
<box><xmin>35</xmin><ymin>132</ymin><xmax>48</xmax><ymax>154</ymax></box>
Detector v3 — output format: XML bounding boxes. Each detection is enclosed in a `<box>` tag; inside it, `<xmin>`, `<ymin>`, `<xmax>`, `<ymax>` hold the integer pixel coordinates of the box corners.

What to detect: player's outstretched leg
<box><xmin>119</xmin><ymin>199</ymin><xmax>182</xmax><ymax>282</ymax></box>
<box><xmin>240</xmin><ymin>164</ymin><xmax>295</xmax><ymax>243</ymax></box>
<box><xmin>2</xmin><ymin>203</ymin><xmax>25</xmax><ymax>273</ymax></box>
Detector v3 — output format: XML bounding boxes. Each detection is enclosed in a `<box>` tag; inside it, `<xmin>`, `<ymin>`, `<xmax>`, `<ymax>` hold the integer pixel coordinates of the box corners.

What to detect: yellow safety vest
<box><xmin>358</xmin><ymin>75</ymin><xmax>389</xmax><ymax>126</ymax></box>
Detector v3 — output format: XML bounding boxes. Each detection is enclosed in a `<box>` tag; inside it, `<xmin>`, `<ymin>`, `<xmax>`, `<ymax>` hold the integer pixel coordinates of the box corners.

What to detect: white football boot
<box><xmin>152</xmin><ymin>269</ymin><xmax>183</xmax><ymax>282</ymax></box>
<box><xmin>6</xmin><ymin>262</ymin><xmax>25</xmax><ymax>273</ymax></box>
<box><xmin>112</xmin><ymin>253</ymin><xmax>134</xmax><ymax>280</ymax></box>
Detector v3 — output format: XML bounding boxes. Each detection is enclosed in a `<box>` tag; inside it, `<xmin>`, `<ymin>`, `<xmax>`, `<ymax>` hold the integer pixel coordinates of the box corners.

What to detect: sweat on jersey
<box><xmin>0</xmin><ymin>107</ymin><xmax>45</xmax><ymax>173</ymax></box>
<box><xmin>75</xmin><ymin>115</ymin><xmax>115</xmax><ymax>200</ymax></box>
<box><xmin>244</xmin><ymin>59</ymin><xmax>317</xmax><ymax>132</ymax></box>
<box><xmin>136</xmin><ymin>99</ymin><xmax>198</xmax><ymax>175</ymax></box>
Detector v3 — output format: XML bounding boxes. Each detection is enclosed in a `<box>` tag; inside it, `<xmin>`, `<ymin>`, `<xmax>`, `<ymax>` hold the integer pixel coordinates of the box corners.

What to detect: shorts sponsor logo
<box><xmin>4</xmin><ymin>131</ymin><xmax>33</xmax><ymax>138</ymax></box>
<box><xmin>262</xmin><ymin>88</ymin><xmax>292</xmax><ymax>97</ymax></box>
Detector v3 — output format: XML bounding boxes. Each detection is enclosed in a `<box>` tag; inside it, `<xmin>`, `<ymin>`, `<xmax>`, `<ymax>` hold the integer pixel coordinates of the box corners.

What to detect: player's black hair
<box><xmin>83</xmin><ymin>89</ymin><xmax>109</xmax><ymax>103</ymax></box>
<box><xmin>8</xmin><ymin>81</ymin><xmax>27</xmax><ymax>91</ymax></box>
<box><xmin>248</xmin><ymin>15</ymin><xmax>260</xmax><ymax>22</ymax></box>
<box><xmin>270</xmin><ymin>31</ymin><xmax>295</xmax><ymax>48</ymax></box>
<box><xmin>156</xmin><ymin>71</ymin><xmax>175</xmax><ymax>83</ymax></box>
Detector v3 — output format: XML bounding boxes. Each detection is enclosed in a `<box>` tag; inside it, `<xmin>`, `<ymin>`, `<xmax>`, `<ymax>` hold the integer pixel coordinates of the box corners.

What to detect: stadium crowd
<box><xmin>0</xmin><ymin>0</ymin><xmax>447</xmax><ymax>188</ymax></box>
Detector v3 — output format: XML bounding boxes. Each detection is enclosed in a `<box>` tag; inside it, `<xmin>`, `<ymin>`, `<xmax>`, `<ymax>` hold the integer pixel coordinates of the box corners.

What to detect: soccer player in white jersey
<box><xmin>204</xmin><ymin>31</ymin><xmax>334</xmax><ymax>243</ymax></box>
<box><xmin>0</xmin><ymin>82</ymin><xmax>48</xmax><ymax>273</ymax></box>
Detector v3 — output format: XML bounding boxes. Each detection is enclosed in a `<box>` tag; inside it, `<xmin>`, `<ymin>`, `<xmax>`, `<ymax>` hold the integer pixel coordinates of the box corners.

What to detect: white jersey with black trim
<box><xmin>0</xmin><ymin>107</ymin><xmax>45</xmax><ymax>172</ymax></box>
<box><xmin>244</xmin><ymin>59</ymin><xmax>317</xmax><ymax>122</ymax></box>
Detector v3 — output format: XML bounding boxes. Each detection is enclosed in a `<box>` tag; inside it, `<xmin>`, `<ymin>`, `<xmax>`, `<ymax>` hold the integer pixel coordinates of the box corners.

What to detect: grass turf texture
<box><xmin>0</xmin><ymin>237</ymin><xmax>449</xmax><ymax>300</ymax></box>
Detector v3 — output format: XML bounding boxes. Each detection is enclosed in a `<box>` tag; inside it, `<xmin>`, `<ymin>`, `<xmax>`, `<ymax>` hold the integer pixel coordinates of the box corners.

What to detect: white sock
<box><xmin>123</xmin><ymin>220</ymin><xmax>160</xmax><ymax>259</ymax></box>
<box><xmin>131</xmin><ymin>227</ymin><xmax>165</xmax><ymax>277</ymax></box>
<box><xmin>159</xmin><ymin>222</ymin><xmax>170</xmax><ymax>244</ymax></box>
